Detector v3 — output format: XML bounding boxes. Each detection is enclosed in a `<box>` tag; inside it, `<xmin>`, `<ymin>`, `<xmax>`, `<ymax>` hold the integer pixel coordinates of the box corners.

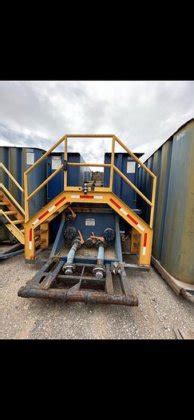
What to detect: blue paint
<box><xmin>66</xmin><ymin>212</ymin><xmax>115</xmax><ymax>240</ymax></box>
<box><xmin>104</xmin><ymin>152</ymin><xmax>143</xmax><ymax>209</ymax></box>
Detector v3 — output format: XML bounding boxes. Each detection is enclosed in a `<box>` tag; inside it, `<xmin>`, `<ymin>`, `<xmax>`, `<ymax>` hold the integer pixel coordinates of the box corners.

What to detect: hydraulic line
<box><xmin>63</xmin><ymin>230</ymin><xmax>84</xmax><ymax>275</ymax></box>
<box><xmin>93</xmin><ymin>243</ymin><xmax>105</xmax><ymax>280</ymax></box>
<box><xmin>63</xmin><ymin>239</ymin><xmax>80</xmax><ymax>275</ymax></box>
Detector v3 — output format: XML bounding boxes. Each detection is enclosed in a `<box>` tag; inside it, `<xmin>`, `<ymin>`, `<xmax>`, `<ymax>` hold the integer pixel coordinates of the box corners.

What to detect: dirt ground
<box><xmin>0</xmin><ymin>252</ymin><xmax>194</xmax><ymax>339</ymax></box>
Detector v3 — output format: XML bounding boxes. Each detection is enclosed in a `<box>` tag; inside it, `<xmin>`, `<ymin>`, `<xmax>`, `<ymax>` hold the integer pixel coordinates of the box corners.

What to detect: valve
<box><xmin>82</xmin><ymin>182</ymin><xmax>88</xmax><ymax>195</ymax></box>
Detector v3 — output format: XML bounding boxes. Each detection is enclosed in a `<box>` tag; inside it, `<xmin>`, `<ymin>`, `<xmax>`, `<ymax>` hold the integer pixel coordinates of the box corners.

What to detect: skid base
<box><xmin>18</xmin><ymin>258</ymin><xmax>138</xmax><ymax>307</ymax></box>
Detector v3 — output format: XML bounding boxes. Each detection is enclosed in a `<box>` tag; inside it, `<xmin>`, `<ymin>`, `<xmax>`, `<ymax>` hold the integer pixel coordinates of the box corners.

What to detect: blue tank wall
<box><xmin>104</xmin><ymin>152</ymin><xmax>143</xmax><ymax>209</ymax></box>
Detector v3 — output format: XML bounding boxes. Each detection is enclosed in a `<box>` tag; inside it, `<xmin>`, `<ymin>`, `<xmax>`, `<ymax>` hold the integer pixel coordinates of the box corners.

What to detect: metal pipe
<box><xmin>63</xmin><ymin>239</ymin><xmax>80</xmax><ymax>275</ymax></box>
<box><xmin>93</xmin><ymin>245</ymin><xmax>105</xmax><ymax>279</ymax></box>
<box><xmin>97</xmin><ymin>245</ymin><xmax>105</xmax><ymax>266</ymax></box>
<box><xmin>18</xmin><ymin>287</ymin><xmax>138</xmax><ymax>306</ymax></box>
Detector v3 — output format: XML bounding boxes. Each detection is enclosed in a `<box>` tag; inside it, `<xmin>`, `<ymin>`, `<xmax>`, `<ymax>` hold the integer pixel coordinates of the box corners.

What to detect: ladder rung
<box><xmin>0</xmin><ymin>201</ymin><xmax>7</xmax><ymax>205</ymax></box>
<box><xmin>4</xmin><ymin>211</ymin><xmax>17</xmax><ymax>215</ymax></box>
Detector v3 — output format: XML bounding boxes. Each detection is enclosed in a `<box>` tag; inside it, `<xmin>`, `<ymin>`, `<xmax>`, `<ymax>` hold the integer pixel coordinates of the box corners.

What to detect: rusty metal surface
<box><xmin>18</xmin><ymin>286</ymin><xmax>138</xmax><ymax>306</ymax></box>
<box><xmin>18</xmin><ymin>258</ymin><xmax>138</xmax><ymax>307</ymax></box>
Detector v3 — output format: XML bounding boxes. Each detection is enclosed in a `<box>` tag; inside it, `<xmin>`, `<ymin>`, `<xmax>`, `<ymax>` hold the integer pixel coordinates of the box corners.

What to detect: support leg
<box><xmin>25</xmin><ymin>224</ymin><xmax>35</xmax><ymax>262</ymax></box>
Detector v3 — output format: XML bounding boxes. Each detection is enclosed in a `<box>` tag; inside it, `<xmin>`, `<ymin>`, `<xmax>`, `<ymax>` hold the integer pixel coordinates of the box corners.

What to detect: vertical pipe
<box><xmin>93</xmin><ymin>244</ymin><xmax>105</xmax><ymax>279</ymax></box>
<box><xmin>97</xmin><ymin>245</ymin><xmax>105</xmax><ymax>265</ymax></box>
<box><xmin>64</xmin><ymin>239</ymin><xmax>80</xmax><ymax>275</ymax></box>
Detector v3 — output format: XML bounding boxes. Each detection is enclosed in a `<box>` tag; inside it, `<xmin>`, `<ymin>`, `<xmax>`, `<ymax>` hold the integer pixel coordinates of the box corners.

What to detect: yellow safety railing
<box><xmin>0</xmin><ymin>163</ymin><xmax>25</xmax><ymax>216</ymax></box>
<box><xmin>24</xmin><ymin>135</ymin><xmax>157</xmax><ymax>228</ymax></box>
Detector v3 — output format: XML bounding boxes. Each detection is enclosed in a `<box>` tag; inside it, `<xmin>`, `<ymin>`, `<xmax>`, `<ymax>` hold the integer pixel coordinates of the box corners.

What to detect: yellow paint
<box><xmin>0</xmin><ymin>134</ymin><xmax>156</xmax><ymax>264</ymax></box>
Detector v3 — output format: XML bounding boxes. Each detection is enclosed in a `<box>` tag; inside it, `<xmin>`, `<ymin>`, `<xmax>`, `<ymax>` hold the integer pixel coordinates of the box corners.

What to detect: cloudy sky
<box><xmin>0</xmin><ymin>81</ymin><xmax>193</xmax><ymax>162</ymax></box>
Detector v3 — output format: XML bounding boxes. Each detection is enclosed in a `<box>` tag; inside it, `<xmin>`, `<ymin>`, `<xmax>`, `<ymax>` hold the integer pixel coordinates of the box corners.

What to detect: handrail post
<box><xmin>24</xmin><ymin>172</ymin><xmax>29</xmax><ymax>222</ymax></box>
<box><xmin>64</xmin><ymin>136</ymin><xmax>67</xmax><ymax>190</ymax></box>
<box><xmin>110</xmin><ymin>136</ymin><xmax>115</xmax><ymax>191</ymax></box>
<box><xmin>150</xmin><ymin>176</ymin><xmax>157</xmax><ymax>229</ymax></box>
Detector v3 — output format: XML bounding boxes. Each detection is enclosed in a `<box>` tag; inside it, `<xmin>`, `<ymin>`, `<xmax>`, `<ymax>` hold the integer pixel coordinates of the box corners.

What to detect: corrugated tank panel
<box><xmin>160</xmin><ymin>121</ymin><xmax>194</xmax><ymax>283</ymax></box>
<box><xmin>152</xmin><ymin>140</ymin><xmax>172</xmax><ymax>260</ymax></box>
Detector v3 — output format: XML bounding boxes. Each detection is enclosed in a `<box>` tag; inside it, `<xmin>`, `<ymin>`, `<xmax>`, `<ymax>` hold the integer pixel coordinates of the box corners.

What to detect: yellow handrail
<box><xmin>0</xmin><ymin>163</ymin><xmax>24</xmax><ymax>192</ymax></box>
<box><xmin>24</xmin><ymin>134</ymin><xmax>157</xmax><ymax>227</ymax></box>
<box><xmin>0</xmin><ymin>164</ymin><xmax>25</xmax><ymax>216</ymax></box>
<box><xmin>0</xmin><ymin>183</ymin><xmax>25</xmax><ymax>216</ymax></box>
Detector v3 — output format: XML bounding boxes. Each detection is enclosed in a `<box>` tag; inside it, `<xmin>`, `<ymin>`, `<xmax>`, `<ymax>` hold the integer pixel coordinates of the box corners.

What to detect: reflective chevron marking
<box><xmin>80</xmin><ymin>195</ymin><xmax>94</xmax><ymax>199</ymax></box>
<box><xmin>142</xmin><ymin>233</ymin><xmax>148</xmax><ymax>255</ymax></box>
<box><xmin>71</xmin><ymin>194</ymin><xmax>104</xmax><ymax>200</ymax></box>
<box><xmin>55</xmin><ymin>196</ymin><xmax>67</xmax><ymax>206</ymax></box>
<box><xmin>127</xmin><ymin>214</ymin><xmax>138</xmax><ymax>225</ymax></box>
<box><xmin>109</xmin><ymin>198</ymin><xmax>145</xmax><ymax>232</ymax></box>
<box><xmin>29</xmin><ymin>228</ymin><xmax>32</xmax><ymax>250</ymax></box>
<box><xmin>109</xmin><ymin>198</ymin><xmax>121</xmax><ymax>209</ymax></box>
<box><xmin>32</xmin><ymin>196</ymin><xmax>67</xmax><ymax>226</ymax></box>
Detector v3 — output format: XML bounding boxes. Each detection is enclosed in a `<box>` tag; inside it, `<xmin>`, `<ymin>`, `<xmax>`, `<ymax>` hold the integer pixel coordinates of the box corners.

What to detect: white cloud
<box><xmin>0</xmin><ymin>81</ymin><xmax>193</xmax><ymax>162</ymax></box>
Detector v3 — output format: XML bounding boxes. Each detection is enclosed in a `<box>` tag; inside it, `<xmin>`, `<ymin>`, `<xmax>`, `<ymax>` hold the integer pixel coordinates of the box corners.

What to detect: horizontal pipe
<box><xmin>18</xmin><ymin>287</ymin><xmax>138</xmax><ymax>306</ymax></box>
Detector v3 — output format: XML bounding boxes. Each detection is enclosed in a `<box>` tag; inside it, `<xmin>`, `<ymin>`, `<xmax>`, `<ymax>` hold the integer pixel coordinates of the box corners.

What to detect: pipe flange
<box><xmin>93</xmin><ymin>265</ymin><xmax>105</xmax><ymax>279</ymax></box>
<box><xmin>63</xmin><ymin>263</ymin><xmax>76</xmax><ymax>275</ymax></box>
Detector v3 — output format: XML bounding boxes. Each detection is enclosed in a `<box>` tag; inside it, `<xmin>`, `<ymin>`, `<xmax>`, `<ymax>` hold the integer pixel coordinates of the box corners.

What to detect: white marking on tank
<box><xmin>142</xmin><ymin>246</ymin><xmax>146</xmax><ymax>255</ymax></box>
<box><xmin>29</xmin><ymin>242</ymin><xmax>32</xmax><ymax>250</ymax></box>
<box><xmin>71</xmin><ymin>195</ymin><xmax>80</xmax><ymax>199</ymax></box>
<box><xmin>94</xmin><ymin>195</ymin><xmax>103</xmax><ymax>199</ymax></box>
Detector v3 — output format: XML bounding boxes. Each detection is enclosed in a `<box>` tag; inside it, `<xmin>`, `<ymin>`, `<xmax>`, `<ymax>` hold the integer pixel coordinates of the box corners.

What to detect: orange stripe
<box><xmin>80</xmin><ymin>195</ymin><xmax>94</xmax><ymax>199</ymax></box>
<box><xmin>39</xmin><ymin>210</ymin><xmax>49</xmax><ymax>220</ymax></box>
<box><xmin>143</xmin><ymin>233</ymin><xmax>147</xmax><ymax>247</ymax></box>
<box><xmin>55</xmin><ymin>196</ymin><xmax>66</xmax><ymax>206</ymax></box>
<box><xmin>127</xmin><ymin>214</ymin><xmax>138</xmax><ymax>225</ymax></box>
<box><xmin>29</xmin><ymin>228</ymin><xmax>32</xmax><ymax>241</ymax></box>
<box><xmin>109</xmin><ymin>198</ymin><xmax>121</xmax><ymax>209</ymax></box>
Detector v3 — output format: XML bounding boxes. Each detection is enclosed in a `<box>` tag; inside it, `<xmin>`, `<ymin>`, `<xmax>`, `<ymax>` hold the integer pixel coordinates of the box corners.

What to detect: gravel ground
<box><xmin>0</xmin><ymin>253</ymin><xmax>194</xmax><ymax>339</ymax></box>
